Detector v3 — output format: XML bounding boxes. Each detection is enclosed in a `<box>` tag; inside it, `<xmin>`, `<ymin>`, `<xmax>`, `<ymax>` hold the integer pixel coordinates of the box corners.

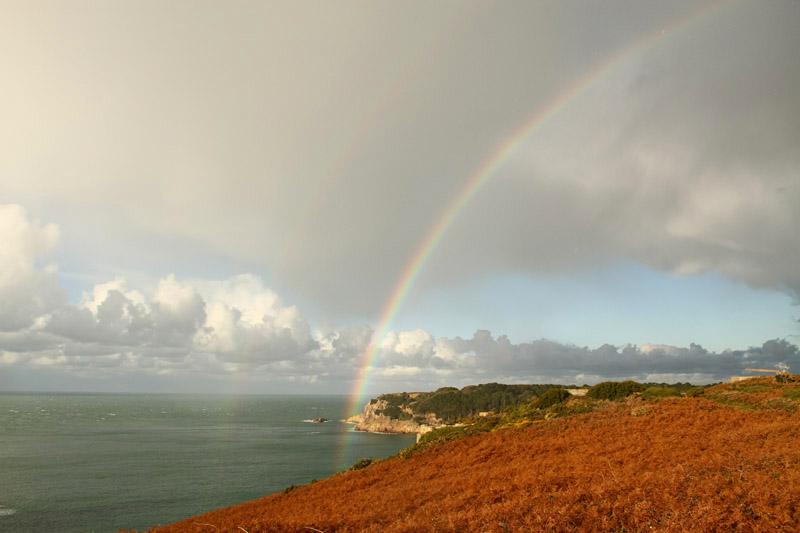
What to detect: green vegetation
<box><xmin>731</xmin><ymin>383</ymin><xmax>771</xmax><ymax>393</ymax></box>
<box><xmin>641</xmin><ymin>381</ymin><xmax>697</xmax><ymax>393</ymax></box>
<box><xmin>354</xmin><ymin>377</ymin><xmax>795</xmax><ymax>473</ymax></box>
<box><xmin>282</xmin><ymin>484</ymin><xmax>301</xmax><ymax>494</ymax></box>
<box><xmin>372</xmin><ymin>383</ymin><xmax>567</xmax><ymax>423</ymax></box>
<box><xmin>533</xmin><ymin>388</ymin><xmax>572</xmax><ymax>409</ymax></box>
<box><xmin>690</xmin><ymin>377</ymin><xmax>800</xmax><ymax>411</ymax></box>
<box><xmin>642</xmin><ymin>387</ymin><xmax>681</xmax><ymax>399</ymax></box>
<box><xmin>387</xmin><ymin>377</ymin><xmax>799</xmax><ymax>461</ymax></box>
<box><xmin>370</xmin><ymin>381</ymin><xmax>705</xmax><ymax>424</ymax></box>
<box><xmin>783</xmin><ymin>388</ymin><xmax>800</xmax><ymax>400</ymax></box>
<box><xmin>399</xmin><ymin>395</ymin><xmax>599</xmax><ymax>460</ymax></box>
<box><xmin>381</xmin><ymin>406</ymin><xmax>412</xmax><ymax>420</ymax></box>
<box><xmin>349</xmin><ymin>457</ymin><xmax>374</xmax><ymax>471</ymax></box>
<box><xmin>401</xmin><ymin>416</ymin><xmax>501</xmax><ymax>458</ymax></box>
<box><xmin>686</xmin><ymin>387</ymin><xmax>706</xmax><ymax>397</ymax></box>
<box><xmin>586</xmin><ymin>380</ymin><xmax>646</xmax><ymax>400</ymax></box>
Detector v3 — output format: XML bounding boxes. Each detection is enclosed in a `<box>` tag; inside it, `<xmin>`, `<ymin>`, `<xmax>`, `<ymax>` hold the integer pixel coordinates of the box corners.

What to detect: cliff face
<box><xmin>346</xmin><ymin>383</ymin><xmax>569</xmax><ymax>435</ymax></box>
<box><xmin>346</xmin><ymin>398</ymin><xmax>440</xmax><ymax>435</ymax></box>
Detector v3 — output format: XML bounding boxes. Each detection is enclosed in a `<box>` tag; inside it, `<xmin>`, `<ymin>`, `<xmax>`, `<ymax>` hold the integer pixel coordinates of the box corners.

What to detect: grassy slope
<box><xmin>146</xmin><ymin>377</ymin><xmax>800</xmax><ymax>532</ymax></box>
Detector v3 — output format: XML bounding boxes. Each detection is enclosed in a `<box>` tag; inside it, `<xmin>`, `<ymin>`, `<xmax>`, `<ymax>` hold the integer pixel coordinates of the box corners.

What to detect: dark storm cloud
<box><xmin>4</xmin><ymin>2</ymin><xmax>796</xmax><ymax>315</ymax></box>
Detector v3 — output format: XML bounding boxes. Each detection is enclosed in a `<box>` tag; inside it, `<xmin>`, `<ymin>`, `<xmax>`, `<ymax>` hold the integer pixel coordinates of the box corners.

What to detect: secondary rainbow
<box><xmin>339</xmin><ymin>1</ymin><xmax>733</xmax><ymax>467</ymax></box>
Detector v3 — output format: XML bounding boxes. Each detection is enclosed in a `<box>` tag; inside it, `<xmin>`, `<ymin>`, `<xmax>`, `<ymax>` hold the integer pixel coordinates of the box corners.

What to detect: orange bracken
<box><xmin>147</xmin><ymin>390</ymin><xmax>800</xmax><ymax>532</ymax></box>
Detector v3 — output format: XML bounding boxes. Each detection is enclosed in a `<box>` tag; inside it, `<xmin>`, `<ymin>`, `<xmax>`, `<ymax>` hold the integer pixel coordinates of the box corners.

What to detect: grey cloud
<box><xmin>0</xmin><ymin>271</ymin><xmax>63</xmax><ymax>332</ymax></box>
<box><xmin>0</xmin><ymin>205</ymin><xmax>64</xmax><ymax>331</ymax></box>
<box><xmin>425</xmin><ymin>1</ymin><xmax>800</xmax><ymax>301</ymax></box>
<box><xmin>45</xmin><ymin>292</ymin><xmax>202</xmax><ymax>353</ymax></box>
<box><xmin>423</xmin><ymin>332</ymin><xmax>799</xmax><ymax>384</ymax></box>
<box><xmin>0</xmin><ymin>330</ymin><xmax>62</xmax><ymax>354</ymax></box>
<box><xmin>358</xmin><ymin>332</ymin><xmax>800</xmax><ymax>395</ymax></box>
<box><xmin>6</xmin><ymin>1</ymin><xmax>793</xmax><ymax>316</ymax></box>
<box><xmin>319</xmin><ymin>323</ymin><xmax>373</xmax><ymax>368</ymax></box>
<box><xmin>366</xmin><ymin>330</ymin><xmax>800</xmax><ymax>392</ymax></box>
<box><xmin>366</xmin><ymin>329</ymin><xmax>800</xmax><ymax>391</ymax></box>
<box><xmin>46</xmin><ymin>296</ymin><xmax>149</xmax><ymax>347</ymax></box>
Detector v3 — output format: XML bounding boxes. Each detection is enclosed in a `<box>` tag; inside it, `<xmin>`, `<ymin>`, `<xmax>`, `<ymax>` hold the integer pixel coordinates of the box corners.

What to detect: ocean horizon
<box><xmin>0</xmin><ymin>392</ymin><xmax>415</xmax><ymax>532</ymax></box>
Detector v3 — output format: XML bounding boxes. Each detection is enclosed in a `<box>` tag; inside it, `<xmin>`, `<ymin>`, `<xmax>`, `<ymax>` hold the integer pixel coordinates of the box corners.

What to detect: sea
<box><xmin>0</xmin><ymin>392</ymin><xmax>416</xmax><ymax>532</ymax></box>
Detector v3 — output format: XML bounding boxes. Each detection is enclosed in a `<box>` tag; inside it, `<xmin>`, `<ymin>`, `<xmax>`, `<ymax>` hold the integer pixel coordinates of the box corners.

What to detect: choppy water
<box><xmin>0</xmin><ymin>393</ymin><xmax>415</xmax><ymax>532</ymax></box>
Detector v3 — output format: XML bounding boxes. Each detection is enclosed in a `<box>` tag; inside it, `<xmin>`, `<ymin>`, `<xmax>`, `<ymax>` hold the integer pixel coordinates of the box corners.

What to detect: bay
<box><xmin>0</xmin><ymin>393</ymin><xmax>415</xmax><ymax>532</ymax></box>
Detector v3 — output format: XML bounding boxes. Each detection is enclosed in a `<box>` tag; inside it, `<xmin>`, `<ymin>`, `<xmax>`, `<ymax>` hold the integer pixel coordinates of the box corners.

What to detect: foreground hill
<box><xmin>147</xmin><ymin>378</ymin><xmax>800</xmax><ymax>532</ymax></box>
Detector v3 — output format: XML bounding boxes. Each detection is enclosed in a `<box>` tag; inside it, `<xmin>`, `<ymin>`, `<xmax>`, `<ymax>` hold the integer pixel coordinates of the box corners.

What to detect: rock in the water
<box><xmin>311</xmin><ymin>417</ymin><xmax>328</xmax><ymax>423</ymax></box>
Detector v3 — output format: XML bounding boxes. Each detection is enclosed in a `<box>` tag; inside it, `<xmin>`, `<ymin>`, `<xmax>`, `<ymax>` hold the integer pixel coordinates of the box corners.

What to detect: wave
<box><xmin>0</xmin><ymin>506</ymin><xmax>16</xmax><ymax>517</ymax></box>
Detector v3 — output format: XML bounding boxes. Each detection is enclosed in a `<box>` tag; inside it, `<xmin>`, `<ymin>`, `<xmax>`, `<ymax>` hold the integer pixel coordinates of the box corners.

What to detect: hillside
<box><xmin>347</xmin><ymin>382</ymin><xmax>568</xmax><ymax>434</ymax></box>
<box><xmin>146</xmin><ymin>377</ymin><xmax>800</xmax><ymax>532</ymax></box>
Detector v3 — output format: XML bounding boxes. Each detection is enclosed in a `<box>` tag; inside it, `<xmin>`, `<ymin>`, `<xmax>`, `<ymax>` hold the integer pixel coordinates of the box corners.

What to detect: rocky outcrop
<box><xmin>346</xmin><ymin>398</ymin><xmax>441</xmax><ymax>435</ymax></box>
<box><xmin>347</xmin><ymin>383</ymin><xmax>562</xmax><ymax>436</ymax></box>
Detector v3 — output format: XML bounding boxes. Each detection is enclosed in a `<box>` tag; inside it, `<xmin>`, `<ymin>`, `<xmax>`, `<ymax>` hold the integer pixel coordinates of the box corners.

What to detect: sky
<box><xmin>1</xmin><ymin>0</ymin><xmax>799</xmax><ymax>397</ymax></box>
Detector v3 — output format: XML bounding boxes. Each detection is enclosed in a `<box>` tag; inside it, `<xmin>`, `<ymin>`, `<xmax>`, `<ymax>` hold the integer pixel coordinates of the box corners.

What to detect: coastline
<box><xmin>148</xmin><ymin>378</ymin><xmax>800</xmax><ymax>532</ymax></box>
<box><xmin>346</xmin><ymin>405</ymin><xmax>442</xmax><ymax>442</ymax></box>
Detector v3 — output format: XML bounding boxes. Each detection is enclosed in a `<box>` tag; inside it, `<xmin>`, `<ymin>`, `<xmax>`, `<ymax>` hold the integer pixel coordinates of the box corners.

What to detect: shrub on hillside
<box><xmin>642</xmin><ymin>387</ymin><xmax>681</xmax><ymax>400</ymax></box>
<box><xmin>370</xmin><ymin>383</ymin><xmax>567</xmax><ymax>423</ymax></box>
<box><xmin>349</xmin><ymin>458</ymin><xmax>373</xmax><ymax>471</ymax></box>
<box><xmin>586</xmin><ymin>381</ymin><xmax>645</xmax><ymax>400</ymax></box>
<box><xmin>403</xmin><ymin>416</ymin><xmax>501</xmax><ymax>458</ymax></box>
<box><xmin>534</xmin><ymin>388</ymin><xmax>571</xmax><ymax>409</ymax></box>
<box><xmin>411</xmin><ymin>383</ymin><xmax>557</xmax><ymax>421</ymax></box>
<box><xmin>686</xmin><ymin>387</ymin><xmax>706</xmax><ymax>397</ymax></box>
<box><xmin>379</xmin><ymin>405</ymin><xmax>402</xmax><ymax>419</ymax></box>
<box><xmin>642</xmin><ymin>381</ymin><xmax>697</xmax><ymax>393</ymax></box>
<box><xmin>282</xmin><ymin>484</ymin><xmax>300</xmax><ymax>494</ymax></box>
<box><xmin>783</xmin><ymin>388</ymin><xmax>800</xmax><ymax>400</ymax></box>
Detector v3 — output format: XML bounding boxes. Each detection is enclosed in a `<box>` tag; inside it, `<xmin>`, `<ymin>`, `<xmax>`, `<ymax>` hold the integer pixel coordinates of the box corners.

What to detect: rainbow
<box><xmin>338</xmin><ymin>0</ymin><xmax>732</xmax><ymax>467</ymax></box>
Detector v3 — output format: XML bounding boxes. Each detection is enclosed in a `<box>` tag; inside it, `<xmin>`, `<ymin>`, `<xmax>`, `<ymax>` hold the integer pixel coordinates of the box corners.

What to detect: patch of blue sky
<box><xmin>393</xmin><ymin>261</ymin><xmax>796</xmax><ymax>352</ymax></box>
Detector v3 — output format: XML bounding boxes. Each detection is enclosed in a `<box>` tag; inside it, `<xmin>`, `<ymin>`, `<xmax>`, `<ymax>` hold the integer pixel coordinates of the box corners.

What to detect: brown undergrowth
<box><xmin>146</xmin><ymin>379</ymin><xmax>800</xmax><ymax>532</ymax></box>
